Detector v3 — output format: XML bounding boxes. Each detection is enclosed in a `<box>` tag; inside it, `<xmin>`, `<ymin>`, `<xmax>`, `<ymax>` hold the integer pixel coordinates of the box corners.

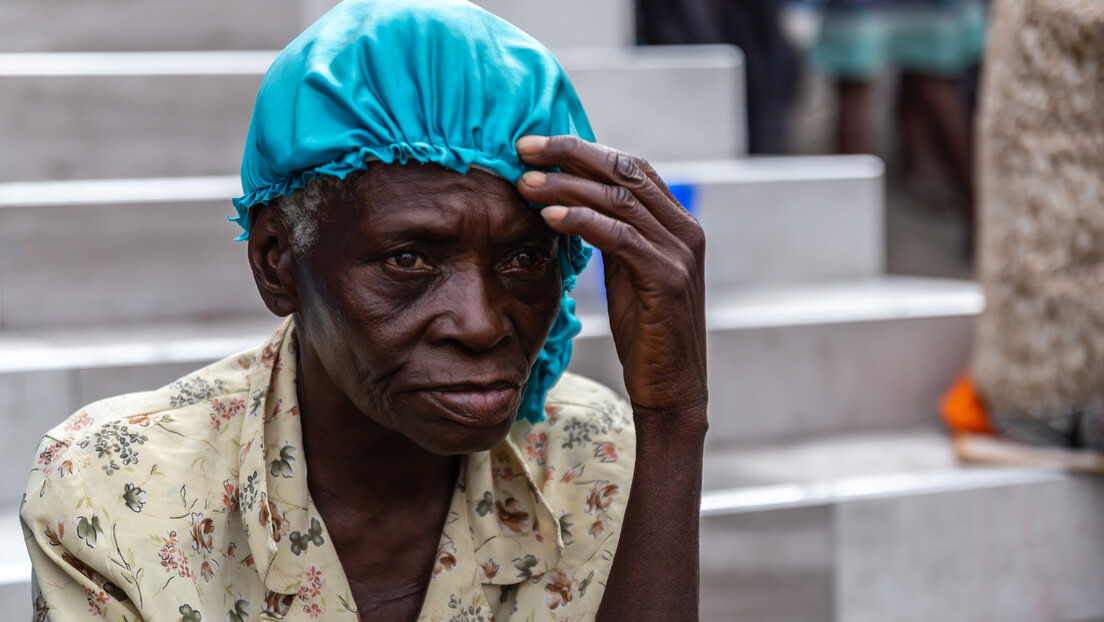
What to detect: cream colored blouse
<box><xmin>22</xmin><ymin>320</ymin><xmax>635</xmax><ymax>621</ymax></box>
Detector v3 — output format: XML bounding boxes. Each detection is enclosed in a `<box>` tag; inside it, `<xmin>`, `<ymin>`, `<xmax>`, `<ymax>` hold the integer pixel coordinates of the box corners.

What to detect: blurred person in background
<box><xmin>944</xmin><ymin>0</ymin><xmax>1104</xmax><ymax>465</ymax></box>
<box><xmin>636</xmin><ymin>0</ymin><xmax>798</xmax><ymax>154</ymax></box>
<box><xmin>788</xmin><ymin>0</ymin><xmax>987</xmax><ymax>252</ymax></box>
<box><xmin>20</xmin><ymin>1</ymin><xmax>709</xmax><ymax>620</ymax></box>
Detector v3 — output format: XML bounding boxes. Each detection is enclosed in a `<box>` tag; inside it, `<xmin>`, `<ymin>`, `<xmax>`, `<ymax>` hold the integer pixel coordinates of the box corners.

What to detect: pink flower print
<box><xmin>58</xmin><ymin>460</ymin><xmax>75</xmax><ymax>478</ymax></box>
<box><xmin>525</xmin><ymin>430</ymin><xmax>549</xmax><ymax>465</ymax></box>
<box><xmin>303</xmin><ymin>603</ymin><xmax>324</xmax><ymax>619</ymax></box>
<box><xmin>86</xmin><ymin>587</ymin><xmax>109</xmax><ymax>605</ymax></box>
<box><xmin>492</xmin><ymin>464</ymin><xmax>515</xmax><ymax>486</ymax></box>
<box><xmin>544</xmin><ymin>467</ymin><xmax>556</xmax><ymax>485</ymax></box>
<box><xmin>495</xmin><ymin>498</ymin><xmax>531</xmax><ymax>533</ymax></box>
<box><xmin>297</xmin><ymin>564</ymin><xmax>325</xmax><ymax>600</ymax></box>
<box><xmin>269</xmin><ymin>399</ymin><xmax>284</xmax><ymax>420</ymax></box>
<box><xmin>263</xmin><ymin>590</ymin><xmax>294</xmax><ymax>617</ymax></box>
<box><xmin>561</xmin><ymin>464</ymin><xmax>584</xmax><ymax>484</ymax></box>
<box><xmin>584</xmin><ymin>480</ymin><xmax>620</xmax><ymax>515</ymax></box>
<box><xmin>226</xmin><ymin>397</ymin><xmax>246</xmax><ymax>418</ymax></box>
<box><xmin>86</xmin><ymin>595</ymin><xmax>104</xmax><ymax>618</ymax></box>
<box><xmin>200</xmin><ymin>559</ymin><xmax>219</xmax><ymax>582</ymax></box>
<box><xmin>125</xmin><ymin>413</ymin><xmax>160</xmax><ymax>428</ymax></box>
<box><xmin>305</xmin><ymin>564</ymin><xmax>324</xmax><ymax>587</ymax></box>
<box><xmin>222</xmin><ymin>480</ymin><xmax>240</xmax><ymax>513</ymax></box>
<box><xmin>258</xmin><ymin>497</ymin><xmax>290</xmax><ymax>543</ymax></box>
<box><xmin>545</xmin><ymin>403</ymin><xmax>564</xmax><ymax>424</ymax></box>
<box><xmin>592</xmin><ymin>442</ymin><xmax>618</xmax><ymax>463</ymax></box>
<box><xmin>258</xmin><ymin>342</ymin><xmax>280</xmax><ymax>369</ymax></box>
<box><xmin>433</xmin><ymin>542</ymin><xmax>458</xmax><ymax>577</ymax></box>
<box><xmin>210</xmin><ymin>397</ymin><xmax>246</xmax><ymax>431</ymax></box>
<box><xmin>64</xmin><ymin>412</ymin><xmax>93</xmax><ymax>434</ymax></box>
<box><xmin>189</xmin><ymin>513</ymin><xmax>215</xmax><ymax>553</ymax></box>
<box><xmin>587</xmin><ymin>517</ymin><xmax>612</xmax><ymax>539</ymax></box>
<box><xmin>37</xmin><ymin>441</ymin><xmax>67</xmax><ymax>475</ymax></box>
<box><xmin>479</xmin><ymin>559</ymin><xmax>500</xmax><ymax>581</ymax></box>
<box><xmin>543</xmin><ymin>570</ymin><xmax>579</xmax><ymax>610</ymax></box>
<box><xmin>157</xmin><ymin>531</ymin><xmax>192</xmax><ymax>579</ymax></box>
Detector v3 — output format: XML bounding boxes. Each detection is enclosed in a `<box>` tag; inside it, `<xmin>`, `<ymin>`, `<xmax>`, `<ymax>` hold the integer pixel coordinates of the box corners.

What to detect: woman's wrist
<box><xmin>630</xmin><ymin>400</ymin><xmax>709</xmax><ymax>447</ymax></box>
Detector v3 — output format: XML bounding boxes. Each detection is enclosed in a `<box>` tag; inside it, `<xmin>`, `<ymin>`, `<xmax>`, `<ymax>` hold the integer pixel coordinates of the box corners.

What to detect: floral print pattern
<box><xmin>21</xmin><ymin>319</ymin><xmax>634</xmax><ymax>621</ymax></box>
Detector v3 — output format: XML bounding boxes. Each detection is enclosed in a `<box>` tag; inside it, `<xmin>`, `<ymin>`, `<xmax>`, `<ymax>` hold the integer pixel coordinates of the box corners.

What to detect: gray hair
<box><xmin>268</xmin><ymin>174</ymin><xmax>349</xmax><ymax>256</ymax></box>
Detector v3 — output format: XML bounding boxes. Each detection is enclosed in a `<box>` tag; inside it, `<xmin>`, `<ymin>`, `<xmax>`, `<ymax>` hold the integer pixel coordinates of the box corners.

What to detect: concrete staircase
<box><xmin>2</xmin><ymin>1</ymin><xmax>1100</xmax><ymax>621</ymax></box>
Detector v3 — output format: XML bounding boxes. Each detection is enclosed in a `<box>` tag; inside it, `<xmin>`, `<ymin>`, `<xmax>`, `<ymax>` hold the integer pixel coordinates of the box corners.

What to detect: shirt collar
<box><xmin>237</xmin><ymin>319</ymin><xmax>317</xmax><ymax>595</ymax></box>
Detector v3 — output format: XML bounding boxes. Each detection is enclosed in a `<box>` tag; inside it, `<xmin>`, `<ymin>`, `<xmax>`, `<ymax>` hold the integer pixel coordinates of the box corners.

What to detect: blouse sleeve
<box><xmin>21</xmin><ymin>435</ymin><xmax>144</xmax><ymax>622</ymax></box>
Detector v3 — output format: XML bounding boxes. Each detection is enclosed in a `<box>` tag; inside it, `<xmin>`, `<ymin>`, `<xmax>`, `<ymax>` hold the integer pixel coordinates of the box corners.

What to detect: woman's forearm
<box><xmin>597</xmin><ymin>408</ymin><xmax>708</xmax><ymax>621</ymax></box>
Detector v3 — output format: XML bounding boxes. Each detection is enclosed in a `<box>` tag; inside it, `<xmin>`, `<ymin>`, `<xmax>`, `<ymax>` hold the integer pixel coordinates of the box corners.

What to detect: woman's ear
<box><xmin>247</xmin><ymin>204</ymin><xmax>298</xmax><ymax>317</ymax></box>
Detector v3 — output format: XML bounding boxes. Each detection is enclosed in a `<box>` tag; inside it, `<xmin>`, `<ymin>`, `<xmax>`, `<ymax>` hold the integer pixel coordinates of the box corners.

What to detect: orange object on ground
<box><xmin>941</xmin><ymin>374</ymin><xmax>995</xmax><ymax>435</ymax></box>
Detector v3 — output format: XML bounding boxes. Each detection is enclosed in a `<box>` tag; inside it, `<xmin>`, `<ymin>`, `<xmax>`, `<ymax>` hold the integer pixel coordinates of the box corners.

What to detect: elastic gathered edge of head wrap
<box><xmin>232</xmin><ymin>0</ymin><xmax>594</xmax><ymax>423</ymax></box>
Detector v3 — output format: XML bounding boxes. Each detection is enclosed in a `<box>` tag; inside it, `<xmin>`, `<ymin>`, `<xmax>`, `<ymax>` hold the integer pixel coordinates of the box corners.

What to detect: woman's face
<box><xmin>292</xmin><ymin>163</ymin><xmax>563</xmax><ymax>454</ymax></box>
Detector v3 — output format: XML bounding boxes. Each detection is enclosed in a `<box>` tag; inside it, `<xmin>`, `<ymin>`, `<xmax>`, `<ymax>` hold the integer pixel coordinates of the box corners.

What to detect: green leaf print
<box><xmin>512</xmin><ymin>554</ymin><xmax>539</xmax><ymax>581</ymax></box>
<box><xmin>475</xmin><ymin>492</ymin><xmax>493</xmax><ymax>517</ymax></box>
<box><xmin>179</xmin><ymin>604</ymin><xmax>202</xmax><ymax>622</ymax></box>
<box><xmin>268</xmin><ymin>444</ymin><xmax>297</xmax><ymax>478</ymax></box>
<box><xmin>75</xmin><ymin>514</ymin><xmax>102</xmax><ymax>548</ymax></box>
<box><xmin>226</xmin><ymin>598</ymin><xmax>249</xmax><ymax>622</ymax></box>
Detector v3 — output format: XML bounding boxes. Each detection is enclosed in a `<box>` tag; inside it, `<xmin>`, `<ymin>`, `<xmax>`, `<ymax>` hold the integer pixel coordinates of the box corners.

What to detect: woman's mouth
<box><xmin>420</xmin><ymin>383</ymin><xmax>520</xmax><ymax>427</ymax></box>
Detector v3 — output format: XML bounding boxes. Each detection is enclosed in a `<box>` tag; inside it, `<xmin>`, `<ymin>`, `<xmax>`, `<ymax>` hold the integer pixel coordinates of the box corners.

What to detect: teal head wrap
<box><xmin>232</xmin><ymin>0</ymin><xmax>594</xmax><ymax>423</ymax></box>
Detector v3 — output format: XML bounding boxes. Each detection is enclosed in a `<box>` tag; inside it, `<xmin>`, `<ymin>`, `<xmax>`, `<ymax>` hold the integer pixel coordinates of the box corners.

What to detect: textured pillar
<box><xmin>972</xmin><ymin>0</ymin><xmax>1104</xmax><ymax>443</ymax></box>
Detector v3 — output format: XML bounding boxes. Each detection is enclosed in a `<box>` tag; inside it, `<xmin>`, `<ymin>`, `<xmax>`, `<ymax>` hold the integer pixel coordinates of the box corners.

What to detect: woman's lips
<box><xmin>421</xmin><ymin>385</ymin><xmax>520</xmax><ymax>427</ymax></box>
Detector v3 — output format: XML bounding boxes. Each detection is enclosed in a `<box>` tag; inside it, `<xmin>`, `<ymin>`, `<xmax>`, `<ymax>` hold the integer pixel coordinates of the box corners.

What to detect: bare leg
<box><xmin>836</xmin><ymin>79</ymin><xmax>873</xmax><ymax>154</ymax></box>
<box><xmin>898</xmin><ymin>74</ymin><xmax>935</xmax><ymax>181</ymax></box>
<box><xmin>910</xmin><ymin>73</ymin><xmax>976</xmax><ymax>253</ymax></box>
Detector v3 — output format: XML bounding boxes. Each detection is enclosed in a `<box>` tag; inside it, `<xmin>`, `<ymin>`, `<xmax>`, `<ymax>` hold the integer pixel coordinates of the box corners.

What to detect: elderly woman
<box><xmin>21</xmin><ymin>1</ymin><xmax>707</xmax><ymax>620</ymax></box>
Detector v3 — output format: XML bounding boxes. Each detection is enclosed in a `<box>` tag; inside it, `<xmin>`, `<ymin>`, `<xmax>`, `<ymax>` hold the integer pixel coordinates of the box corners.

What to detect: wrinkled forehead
<box><xmin>333</xmin><ymin>164</ymin><xmax>549</xmax><ymax>242</ymax></box>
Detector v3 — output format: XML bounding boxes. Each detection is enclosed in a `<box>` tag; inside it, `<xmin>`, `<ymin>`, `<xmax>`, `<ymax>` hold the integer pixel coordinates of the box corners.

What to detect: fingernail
<box><xmin>516</xmin><ymin>136</ymin><xmax>549</xmax><ymax>155</ymax></box>
<box><xmin>541</xmin><ymin>206</ymin><xmax>568</xmax><ymax>223</ymax></box>
<box><xmin>521</xmin><ymin>171</ymin><xmax>546</xmax><ymax>187</ymax></box>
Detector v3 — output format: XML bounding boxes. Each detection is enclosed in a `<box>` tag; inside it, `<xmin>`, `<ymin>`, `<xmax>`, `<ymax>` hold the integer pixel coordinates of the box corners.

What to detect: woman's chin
<box><xmin>415</xmin><ymin>415</ymin><xmax>518</xmax><ymax>456</ymax></box>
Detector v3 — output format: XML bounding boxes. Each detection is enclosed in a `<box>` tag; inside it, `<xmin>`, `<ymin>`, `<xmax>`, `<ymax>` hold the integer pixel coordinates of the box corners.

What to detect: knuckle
<box><xmin>558</xmin><ymin>135</ymin><xmax>585</xmax><ymax>156</ymax></box>
<box><xmin>637</xmin><ymin>157</ymin><xmax>660</xmax><ymax>180</ymax></box>
<box><xmin>606</xmin><ymin>150</ymin><xmax>647</xmax><ymax>187</ymax></box>
<box><xmin>684</xmin><ymin>222</ymin><xmax>706</xmax><ymax>254</ymax></box>
<box><xmin>610</xmin><ymin>219</ymin><xmax>637</xmax><ymax>249</ymax></box>
<box><xmin>603</xmin><ymin>183</ymin><xmax>637</xmax><ymax>211</ymax></box>
<box><xmin>667</xmin><ymin>261</ymin><xmax>694</xmax><ymax>288</ymax></box>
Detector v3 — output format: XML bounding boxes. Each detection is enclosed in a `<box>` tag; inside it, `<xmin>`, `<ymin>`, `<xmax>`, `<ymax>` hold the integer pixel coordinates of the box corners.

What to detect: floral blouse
<box><xmin>21</xmin><ymin>320</ymin><xmax>635</xmax><ymax>621</ymax></box>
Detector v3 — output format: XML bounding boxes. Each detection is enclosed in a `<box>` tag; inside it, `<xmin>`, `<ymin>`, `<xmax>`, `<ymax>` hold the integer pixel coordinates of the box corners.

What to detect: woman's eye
<box><xmin>386</xmin><ymin>251</ymin><xmax>427</xmax><ymax>270</ymax></box>
<box><xmin>505</xmin><ymin>249</ymin><xmax>550</xmax><ymax>271</ymax></box>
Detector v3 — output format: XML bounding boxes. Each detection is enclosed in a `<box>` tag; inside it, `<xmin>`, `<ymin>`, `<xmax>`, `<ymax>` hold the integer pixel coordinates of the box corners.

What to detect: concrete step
<box><xmin>573</xmin><ymin>155</ymin><xmax>886</xmax><ymax>308</ymax></box>
<box><xmin>574</xmin><ymin>278</ymin><xmax>981</xmax><ymax>449</ymax></box>
<box><xmin>0</xmin><ymin>177</ymin><xmax>270</xmax><ymax>330</ymax></box>
<box><xmin>0</xmin><ymin>277</ymin><xmax>979</xmax><ymax>503</ymax></box>
<box><xmin>469</xmin><ymin>0</ymin><xmax>635</xmax><ymax>49</ymax></box>
<box><xmin>0</xmin><ymin>156</ymin><xmax>880</xmax><ymax>329</ymax></box>
<box><xmin>0</xmin><ymin>0</ymin><xmax>303</xmax><ymax>53</ymax></box>
<box><xmin>700</xmin><ymin>428</ymin><xmax>1104</xmax><ymax>622</ymax></box>
<box><xmin>0</xmin><ymin>46</ymin><xmax>743</xmax><ymax>183</ymax></box>
<box><xmin>1</xmin><ymin>0</ymin><xmax>633</xmax><ymax>54</ymax></box>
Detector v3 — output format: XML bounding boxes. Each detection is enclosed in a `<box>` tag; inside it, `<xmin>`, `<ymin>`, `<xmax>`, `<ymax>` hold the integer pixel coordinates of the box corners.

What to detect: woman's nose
<box><xmin>428</xmin><ymin>269</ymin><xmax>514</xmax><ymax>352</ymax></box>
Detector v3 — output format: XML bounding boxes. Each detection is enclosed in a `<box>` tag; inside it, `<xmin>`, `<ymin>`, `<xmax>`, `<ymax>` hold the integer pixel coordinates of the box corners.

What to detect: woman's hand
<box><xmin>515</xmin><ymin>135</ymin><xmax>708</xmax><ymax>431</ymax></box>
<box><xmin>516</xmin><ymin>135</ymin><xmax>708</xmax><ymax>621</ymax></box>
